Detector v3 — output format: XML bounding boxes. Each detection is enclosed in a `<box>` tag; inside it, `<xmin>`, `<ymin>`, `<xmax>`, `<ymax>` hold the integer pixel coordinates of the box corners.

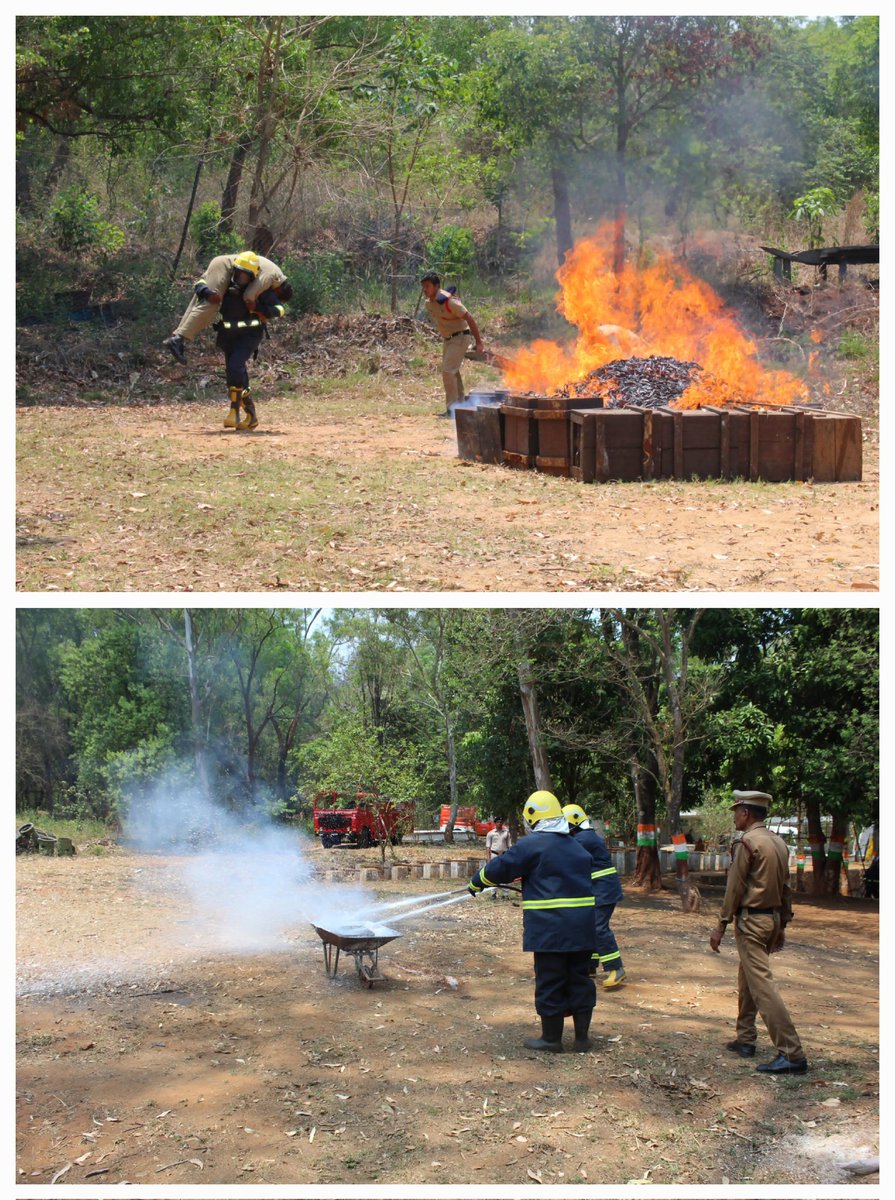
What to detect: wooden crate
<box><xmin>570</xmin><ymin>410</ymin><xmax>645</xmax><ymax>482</ymax></box>
<box><xmin>803</xmin><ymin>411</ymin><xmax>862</xmax><ymax>481</ymax></box>
<box><xmin>571</xmin><ymin>407</ymin><xmax>862</xmax><ymax>483</ymax></box>
<box><xmin>459</xmin><ymin>401</ymin><xmax>862</xmax><ymax>483</ymax></box>
<box><xmin>500</xmin><ymin>405</ymin><xmax>537</xmax><ymax>469</ymax></box>
<box><xmin>455</xmin><ymin>406</ymin><xmax>502</xmax><ymax>465</ymax></box>
<box><xmin>534</xmin><ymin>409</ymin><xmax>578</xmax><ymax>476</ymax></box>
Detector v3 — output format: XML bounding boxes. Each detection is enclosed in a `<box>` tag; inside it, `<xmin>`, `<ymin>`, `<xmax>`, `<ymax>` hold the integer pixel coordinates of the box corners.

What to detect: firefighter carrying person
<box><xmin>163</xmin><ymin>250</ymin><xmax>291</xmax><ymax>365</ymax></box>
<box><xmin>166</xmin><ymin>251</ymin><xmax>290</xmax><ymax>430</ymax></box>
<box><xmin>468</xmin><ymin>790</ymin><xmax>597</xmax><ymax>1053</ymax></box>
<box><xmin>420</xmin><ymin>271</ymin><xmax>484</xmax><ymax>416</ymax></box>
<box><xmin>563</xmin><ymin>804</ymin><xmax>627</xmax><ymax>989</ymax></box>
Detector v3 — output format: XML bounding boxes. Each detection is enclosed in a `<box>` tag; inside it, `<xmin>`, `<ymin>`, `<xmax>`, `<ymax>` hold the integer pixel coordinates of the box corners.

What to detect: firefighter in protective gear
<box><xmin>162</xmin><ymin>251</ymin><xmax>292</xmax><ymax>364</ymax></box>
<box><xmin>215</xmin><ymin>269</ymin><xmax>286</xmax><ymax>430</ymax></box>
<box><xmin>469</xmin><ymin>790</ymin><xmax>597</xmax><ymax>1053</ymax></box>
<box><xmin>563</xmin><ymin>804</ymin><xmax>626</xmax><ymax>989</ymax></box>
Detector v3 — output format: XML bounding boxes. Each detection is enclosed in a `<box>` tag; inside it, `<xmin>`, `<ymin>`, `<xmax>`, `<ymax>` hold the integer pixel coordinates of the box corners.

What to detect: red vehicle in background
<box><xmin>439</xmin><ymin>805</ymin><xmax>495</xmax><ymax>837</ymax></box>
<box><xmin>313</xmin><ymin>792</ymin><xmax>416</xmax><ymax>849</ymax></box>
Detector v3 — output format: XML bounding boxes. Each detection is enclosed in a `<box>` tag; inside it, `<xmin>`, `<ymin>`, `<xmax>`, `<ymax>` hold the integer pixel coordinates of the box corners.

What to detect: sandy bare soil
<box><xmin>16</xmin><ymin>380</ymin><xmax>878</xmax><ymax>594</ymax></box>
<box><xmin>16</xmin><ymin>847</ymin><xmax>879</xmax><ymax>1186</ymax></box>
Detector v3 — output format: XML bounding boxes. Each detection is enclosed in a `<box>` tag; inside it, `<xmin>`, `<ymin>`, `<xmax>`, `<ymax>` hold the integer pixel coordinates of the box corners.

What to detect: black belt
<box><xmin>740</xmin><ymin>906</ymin><xmax>778</xmax><ymax>915</ymax></box>
<box><xmin>444</xmin><ymin>330</ymin><xmax>471</xmax><ymax>339</ymax></box>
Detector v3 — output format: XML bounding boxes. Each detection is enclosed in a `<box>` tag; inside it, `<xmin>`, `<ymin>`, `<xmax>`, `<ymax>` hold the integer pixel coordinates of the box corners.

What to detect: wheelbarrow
<box><xmin>312</xmin><ymin>923</ymin><xmax>401</xmax><ymax>987</ymax></box>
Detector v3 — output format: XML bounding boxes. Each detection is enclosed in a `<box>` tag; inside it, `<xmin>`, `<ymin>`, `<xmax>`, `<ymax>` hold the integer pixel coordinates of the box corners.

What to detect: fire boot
<box><xmin>571</xmin><ymin>1009</ymin><xmax>593</xmax><ymax>1052</ymax></box>
<box><xmin>224</xmin><ymin>386</ymin><xmax>242</xmax><ymax>428</ymax></box>
<box><xmin>237</xmin><ymin>389</ymin><xmax>259</xmax><ymax>430</ymax></box>
<box><xmin>523</xmin><ymin>1014</ymin><xmax>565</xmax><ymax>1053</ymax></box>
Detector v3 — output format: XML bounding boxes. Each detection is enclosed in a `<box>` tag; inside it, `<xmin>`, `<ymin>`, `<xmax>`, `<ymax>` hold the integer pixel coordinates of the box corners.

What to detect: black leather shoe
<box><xmin>726</xmin><ymin>1040</ymin><xmax>756</xmax><ymax>1057</ymax></box>
<box><xmin>756</xmin><ymin>1054</ymin><xmax>808</xmax><ymax>1074</ymax></box>
<box><xmin>163</xmin><ymin>335</ymin><xmax>187</xmax><ymax>365</ymax></box>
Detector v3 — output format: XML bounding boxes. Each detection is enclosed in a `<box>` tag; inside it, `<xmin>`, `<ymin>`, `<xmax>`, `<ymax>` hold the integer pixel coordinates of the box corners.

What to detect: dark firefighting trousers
<box><xmin>593</xmin><ymin>902</ymin><xmax>624</xmax><ymax>972</ymax></box>
<box><xmin>218</xmin><ymin>330</ymin><xmax>263</xmax><ymax>390</ymax></box>
<box><xmin>533</xmin><ymin>950</ymin><xmax>595</xmax><ymax>1016</ymax></box>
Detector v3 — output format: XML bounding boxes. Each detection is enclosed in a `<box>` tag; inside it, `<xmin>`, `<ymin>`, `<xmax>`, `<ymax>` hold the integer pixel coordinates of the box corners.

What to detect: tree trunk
<box><xmin>389</xmin><ymin>211</ymin><xmax>401</xmax><ymax>314</ymax></box>
<box><xmin>805</xmin><ymin>797</ymin><xmax>827</xmax><ymax>895</ymax></box>
<box><xmin>631</xmin><ymin>758</ymin><xmax>661</xmax><ymax>889</ymax></box>
<box><xmin>183</xmin><ymin>610</ymin><xmax>210</xmax><ymax>801</ymax></box>
<box><xmin>551</xmin><ymin>161</ymin><xmax>574</xmax><ymax>266</ymax></box>
<box><xmin>517</xmin><ymin>657</ymin><xmax>553</xmax><ymax>791</ymax></box>
<box><xmin>172</xmin><ymin>158</ymin><xmax>203</xmax><ymax>278</ymax></box>
<box><xmin>44</xmin><ymin>136</ymin><xmax>71</xmax><ymax>197</ymax></box>
<box><xmin>443</xmin><ymin>719</ymin><xmax>459</xmax><ymax>844</ymax></box>
<box><xmin>221</xmin><ymin>135</ymin><xmax>252</xmax><ymax>233</ymax></box>
<box><xmin>16</xmin><ymin>148</ymin><xmax>33</xmax><ymax>212</ymax></box>
<box><xmin>612</xmin><ymin>126</ymin><xmax>628</xmax><ymax>274</ymax></box>
<box><xmin>825</xmin><ymin>811</ymin><xmax>850</xmax><ymax>896</ymax></box>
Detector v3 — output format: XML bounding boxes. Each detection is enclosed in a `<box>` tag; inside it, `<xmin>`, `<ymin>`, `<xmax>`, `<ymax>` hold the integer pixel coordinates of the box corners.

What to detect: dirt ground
<box><xmin>16</xmin><ymin>314</ymin><xmax>879</xmax><ymax>593</ymax></box>
<box><xmin>16</xmin><ymin>846</ymin><xmax>879</xmax><ymax>1186</ymax></box>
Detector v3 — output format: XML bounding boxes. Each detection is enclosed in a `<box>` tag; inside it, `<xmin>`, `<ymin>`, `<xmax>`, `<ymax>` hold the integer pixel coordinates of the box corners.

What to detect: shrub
<box><xmin>48</xmin><ymin>187</ymin><xmax>126</xmax><ymax>256</ymax></box>
<box><xmin>280</xmin><ymin>251</ymin><xmax>347</xmax><ymax>315</ymax></box>
<box><xmin>424</xmin><ymin>224</ymin><xmax>475</xmax><ymax>279</ymax></box>
<box><xmin>189</xmin><ymin>200</ymin><xmax>243</xmax><ymax>261</ymax></box>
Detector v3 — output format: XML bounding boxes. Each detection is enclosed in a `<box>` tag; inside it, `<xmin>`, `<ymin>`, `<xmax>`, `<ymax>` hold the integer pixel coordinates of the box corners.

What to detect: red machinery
<box><xmin>438</xmin><ymin>805</ymin><xmax>495</xmax><ymax>837</ymax></box>
<box><xmin>313</xmin><ymin>792</ymin><xmax>415</xmax><ymax>849</ymax></box>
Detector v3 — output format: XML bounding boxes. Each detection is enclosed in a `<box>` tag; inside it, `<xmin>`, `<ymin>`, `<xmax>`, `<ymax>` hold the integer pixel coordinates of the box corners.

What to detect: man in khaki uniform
<box><xmin>420</xmin><ymin>272</ymin><xmax>484</xmax><ymax>415</ymax></box>
<box><xmin>485</xmin><ymin>817</ymin><xmax>512</xmax><ymax>899</ymax></box>
<box><xmin>163</xmin><ymin>251</ymin><xmax>289</xmax><ymax>364</ymax></box>
<box><xmin>709</xmin><ymin>790</ymin><xmax>808</xmax><ymax>1074</ymax></box>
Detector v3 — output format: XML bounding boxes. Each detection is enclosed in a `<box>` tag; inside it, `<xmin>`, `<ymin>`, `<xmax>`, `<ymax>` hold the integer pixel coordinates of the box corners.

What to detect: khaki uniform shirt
<box><xmin>425</xmin><ymin>291</ymin><xmax>471</xmax><ymax>339</ymax></box>
<box><xmin>485</xmin><ymin>827</ymin><xmax>511</xmax><ymax>857</ymax></box>
<box><xmin>197</xmin><ymin>254</ymin><xmax>286</xmax><ymax>307</ymax></box>
<box><xmin>720</xmin><ymin>822</ymin><xmax>793</xmax><ymax>925</ymax></box>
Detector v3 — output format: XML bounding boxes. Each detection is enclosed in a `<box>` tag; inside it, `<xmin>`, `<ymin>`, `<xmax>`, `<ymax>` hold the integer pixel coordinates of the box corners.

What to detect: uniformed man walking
<box><xmin>709</xmin><ymin>789</ymin><xmax>808</xmax><ymax>1074</ymax></box>
<box><xmin>469</xmin><ymin>791</ymin><xmax>596</xmax><ymax>1053</ymax></box>
<box><xmin>420</xmin><ymin>272</ymin><xmax>484</xmax><ymax>416</ymax></box>
<box><xmin>563</xmin><ymin>804</ymin><xmax>627</xmax><ymax>988</ymax></box>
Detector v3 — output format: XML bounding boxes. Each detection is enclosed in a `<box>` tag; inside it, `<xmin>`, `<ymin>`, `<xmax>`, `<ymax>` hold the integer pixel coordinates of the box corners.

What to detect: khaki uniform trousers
<box><xmin>441</xmin><ymin>332</ymin><xmax>473</xmax><ymax>406</ymax></box>
<box><xmin>735</xmin><ymin>911</ymin><xmax>804</xmax><ymax>1060</ymax></box>
<box><xmin>174</xmin><ymin>295</ymin><xmax>221</xmax><ymax>342</ymax></box>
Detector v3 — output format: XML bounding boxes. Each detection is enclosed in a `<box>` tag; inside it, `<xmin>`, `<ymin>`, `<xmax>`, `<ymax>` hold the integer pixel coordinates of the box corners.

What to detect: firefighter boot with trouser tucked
<box><xmin>224</xmin><ymin>386</ymin><xmax>242</xmax><ymax>429</ymax></box>
<box><xmin>469</xmin><ymin>790</ymin><xmax>597</xmax><ymax>1053</ymax></box>
<box><xmin>238</xmin><ymin>390</ymin><xmax>258</xmax><ymax>430</ymax></box>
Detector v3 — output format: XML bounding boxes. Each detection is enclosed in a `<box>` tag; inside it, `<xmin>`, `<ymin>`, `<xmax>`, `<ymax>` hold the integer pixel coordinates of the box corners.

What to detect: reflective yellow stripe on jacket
<box><xmin>592</xmin><ymin>867</ymin><xmax>618</xmax><ymax>879</ymax></box>
<box><xmin>220</xmin><ymin>318</ymin><xmax>263</xmax><ymax>330</ymax></box>
<box><xmin>522</xmin><ymin>896</ymin><xmax>595</xmax><ymax>909</ymax></box>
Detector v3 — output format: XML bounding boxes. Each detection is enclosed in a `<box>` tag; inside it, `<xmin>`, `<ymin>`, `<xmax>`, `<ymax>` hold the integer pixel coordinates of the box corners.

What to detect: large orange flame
<box><xmin>503</xmin><ymin>224</ymin><xmax>809</xmax><ymax>407</ymax></box>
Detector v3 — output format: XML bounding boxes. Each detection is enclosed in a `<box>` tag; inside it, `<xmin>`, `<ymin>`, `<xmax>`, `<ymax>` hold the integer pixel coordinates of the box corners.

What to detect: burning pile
<box><xmin>503</xmin><ymin>224</ymin><xmax>811</xmax><ymax>408</ymax></box>
<box><xmin>553</xmin><ymin>354</ymin><xmax>738</xmax><ymax>409</ymax></box>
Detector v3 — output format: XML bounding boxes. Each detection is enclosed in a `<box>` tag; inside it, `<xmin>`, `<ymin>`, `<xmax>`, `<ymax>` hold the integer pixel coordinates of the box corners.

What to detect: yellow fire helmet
<box><xmin>523</xmin><ymin>790</ymin><xmax>563</xmax><ymax>826</ymax></box>
<box><xmin>562</xmin><ymin>803</ymin><xmax>589</xmax><ymax>827</ymax></box>
<box><xmin>232</xmin><ymin>251</ymin><xmax>260</xmax><ymax>277</ymax></box>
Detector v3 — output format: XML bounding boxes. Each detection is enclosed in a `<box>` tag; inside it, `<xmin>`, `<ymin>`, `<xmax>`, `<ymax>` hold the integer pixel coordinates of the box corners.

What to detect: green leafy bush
<box><xmin>425</xmin><ymin>224</ymin><xmax>475</xmax><ymax>278</ymax></box>
<box><xmin>48</xmin><ymin>187</ymin><xmax>126</xmax><ymax>256</ymax></box>
<box><xmin>189</xmin><ymin>200</ymin><xmax>242</xmax><ymax>261</ymax></box>
<box><xmin>281</xmin><ymin>251</ymin><xmax>347</xmax><ymax>314</ymax></box>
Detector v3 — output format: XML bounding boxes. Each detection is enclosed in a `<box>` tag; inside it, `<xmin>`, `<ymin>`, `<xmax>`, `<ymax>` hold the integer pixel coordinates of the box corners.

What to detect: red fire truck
<box><xmin>313</xmin><ymin>793</ymin><xmax>416</xmax><ymax>849</ymax></box>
